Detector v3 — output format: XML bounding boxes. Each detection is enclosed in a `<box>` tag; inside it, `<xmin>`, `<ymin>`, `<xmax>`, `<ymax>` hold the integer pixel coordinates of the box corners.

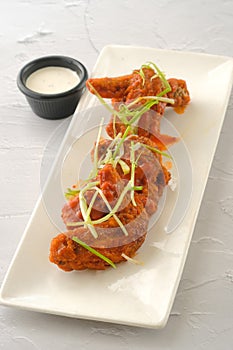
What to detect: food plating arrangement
<box><xmin>49</xmin><ymin>62</ymin><xmax>190</xmax><ymax>271</ymax></box>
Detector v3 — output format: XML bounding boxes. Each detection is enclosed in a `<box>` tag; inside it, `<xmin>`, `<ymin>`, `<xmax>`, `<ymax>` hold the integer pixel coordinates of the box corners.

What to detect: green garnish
<box><xmin>89</xmin><ymin>180</ymin><xmax>143</xmax><ymax>226</ymax></box>
<box><xmin>88</xmin><ymin>117</ymin><xmax>104</xmax><ymax>179</ymax></box>
<box><xmin>129</xmin><ymin>141</ymin><xmax>137</xmax><ymax>206</ymax></box>
<box><xmin>72</xmin><ymin>236</ymin><xmax>116</xmax><ymax>269</ymax></box>
<box><xmin>126</xmin><ymin>95</ymin><xmax>174</xmax><ymax>107</ymax></box>
<box><xmin>85</xmin><ymin>190</ymin><xmax>99</xmax><ymax>219</ymax></box>
<box><xmin>147</xmin><ymin>61</ymin><xmax>171</xmax><ymax>96</ymax></box>
<box><xmin>88</xmin><ymin>82</ymin><xmax>173</xmax><ymax>135</ymax></box>
<box><xmin>78</xmin><ymin>181</ymin><xmax>100</xmax><ymax>238</ymax></box>
<box><xmin>100</xmin><ymin>133</ymin><xmax>123</xmax><ymax>169</ymax></box>
<box><xmin>118</xmin><ymin>159</ymin><xmax>130</xmax><ymax>175</ymax></box>
<box><xmin>142</xmin><ymin>144</ymin><xmax>172</xmax><ymax>159</ymax></box>
<box><xmin>66</xmin><ymin>65</ymin><xmax>172</xmax><ymax>240</ymax></box>
<box><xmin>133</xmin><ymin>185</ymin><xmax>143</xmax><ymax>191</ymax></box>
<box><xmin>87</xmin><ymin>81</ymin><xmax>116</xmax><ymax>116</ymax></box>
<box><xmin>135</xmin><ymin>61</ymin><xmax>172</xmax><ymax>97</ymax></box>
<box><xmin>136</xmin><ymin>65</ymin><xmax>146</xmax><ymax>85</ymax></box>
<box><xmin>113</xmin><ymin>113</ymin><xmax>117</xmax><ymax>138</ymax></box>
<box><xmin>66</xmin><ymin>176</ymin><xmax>140</xmax><ymax>236</ymax></box>
<box><xmin>65</xmin><ymin>188</ymin><xmax>80</xmax><ymax>200</ymax></box>
<box><xmin>125</xmin><ymin>99</ymin><xmax>159</xmax><ymax>126</ymax></box>
<box><xmin>89</xmin><ymin>183</ymin><xmax>132</xmax><ymax>225</ymax></box>
<box><xmin>121</xmin><ymin>253</ymin><xmax>144</xmax><ymax>266</ymax></box>
<box><xmin>93</xmin><ymin>186</ymin><xmax>129</xmax><ymax>236</ymax></box>
<box><xmin>111</xmin><ymin>99</ymin><xmax>163</xmax><ymax>160</ymax></box>
<box><xmin>112</xmin><ymin>125</ymin><xmax>131</xmax><ymax>159</ymax></box>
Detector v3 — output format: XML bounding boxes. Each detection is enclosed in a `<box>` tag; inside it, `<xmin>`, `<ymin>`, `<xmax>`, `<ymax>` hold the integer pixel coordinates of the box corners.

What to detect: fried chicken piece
<box><xmin>62</xmin><ymin>135</ymin><xmax>169</xmax><ymax>233</ymax></box>
<box><xmin>49</xmin><ymin>212</ymin><xmax>148</xmax><ymax>271</ymax></box>
<box><xmin>167</xmin><ymin>78</ymin><xmax>191</xmax><ymax>109</ymax></box>
<box><xmin>50</xmin><ymin>65</ymin><xmax>188</xmax><ymax>272</ymax></box>
<box><xmin>88</xmin><ymin>68</ymin><xmax>189</xmax><ymax>145</ymax></box>
<box><xmin>105</xmin><ymin>109</ymin><xmax>178</xmax><ymax>149</ymax></box>
<box><xmin>86</xmin><ymin>74</ymin><xmax>132</xmax><ymax>99</ymax></box>
<box><xmin>51</xmin><ymin>137</ymin><xmax>170</xmax><ymax>271</ymax></box>
<box><xmin>62</xmin><ymin>163</ymin><xmax>127</xmax><ymax>229</ymax></box>
<box><xmin>50</xmin><ymin>164</ymin><xmax>149</xmax><ymax>271</ymax></box>
<box><xmin>124</xmin><ymin>135</ymin><xmax>171</xmax><ymax>187</ymax></box>
<box><xmin>117</xmin><ymin>135</ymin><xmax>170</xmax><ymax>215</ymax></box>
<box><xmin>87</xmin><ymin>67</ymin><xmax>190</xmax><ymax>115</ymax></box>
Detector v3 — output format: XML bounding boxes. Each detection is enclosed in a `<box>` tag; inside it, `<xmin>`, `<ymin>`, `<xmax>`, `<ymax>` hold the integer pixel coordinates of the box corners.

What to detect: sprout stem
<box><xmin>142</xmin><ymin>144</ymin><xmax>172</xmax><ymax>158</ymax></box>
<box><xmin>93</xmin><ymin>186</ymin><xmax>129</xmax><ymax>236</ymax></box>
<box><xmin>90</xmin><ymin>183</ymin><xmax>132</xmax><ymax>225</ymax></box>
<box><xmin>130</xmin><ymin>141</ymin><xmax>137</xmax><ymax>206</ymax></box>
<box><xmin>72</xmin><ymin>236</ymin><xmax>116</xmax><ymax>269</ymax></box>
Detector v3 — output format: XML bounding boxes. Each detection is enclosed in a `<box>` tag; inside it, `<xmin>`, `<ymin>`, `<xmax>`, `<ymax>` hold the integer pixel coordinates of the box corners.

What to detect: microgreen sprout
<box><xmin>142</xmin><ymin>143</ymin><xmax>172</xmax><ymax>159</ymax></box>
<box><xmin>89</xmin><ymin>184</ymin><xmax>131</xmax><ymax>225</ymax></box>
<box><xmin>129</xmin><ymin>141</ymin><xmax>137</xmax><ymax>206</ymax></box>
<box><xmin>65</xmin><ymin>188</ymin><xmax>80</xmax><ymax>200</ymax></box>
<box><xmin>85</xmin><ymin>190</ymin><xmax>99</xmax><ymax>219</ymax></box>
<box><xmin>87</xmin><ymin>118</ymin><xmax>104</xmax><ymax>179</ymax></box>
<box><xmin>66</xmin><ymin>69</ymin><xmax>172</xmax><ymax>245</ymax></box>
<box><xmin>135</xmin><ymin>61</ymin><xmax>172</xmax><ymax>97</ymax></box>
<box><xmin>93</xmin><ymin>186</ymin><xmax>129</xmax><ymax>236</ymax></box>
<box><xmin>126</xmin><ymin>99</ymin><xmax>160</xmax><ymax>125</ymax></box>
<box><xmin>126</xmin><ymin>95</ymin><xmax>174</xmax><ymax>107</ymax></box>
<box><xmin>111</xmin><ymin>99</ymin><xmax>162</xmax><ymax>160</ymax></box>
<box><xmin>146</xmin><ymin>61</ymin><xmax>171</xmax><ymax>96</ymax></box>
<box><xmin>118</xmin><ymin>159</ymin><xmax>130</xmax><ymax>175</ymax></box>
<box><xmin>72</xmin><ymin>236</ymin><xmax>116</xmax><ymax>269</ymax></box>
<box><xmin>87</xmin><ymin>81</ymin><xmax>117</xmax><ymax>116</ymax></box>
<box><xmin>100</xmin><ymin>132</ymin><xmax>122</xmax><ymax>168</ymax></box>
<box><xmin>121</xmin><ymin>253</ymin><xmax>144</xmax><ymax>266</ymax></box>
<box><xmin>88</xmin><ymin>82</ymin><xmax>173</xmax><ymax>136</ymax></box>
<box><xmin>135</xmin><ymin>65</ymin><xmax>146</xmax><ymax>85</ymax></box>
<box><xmin>77</xmin><ymin>181</ymin><xmax>100</xmax><ymax>238</ymax></box>
<box><xmin>112</xmin><ymin>125</ymin><xmax>131</xmax><ymax>159</ymax></box>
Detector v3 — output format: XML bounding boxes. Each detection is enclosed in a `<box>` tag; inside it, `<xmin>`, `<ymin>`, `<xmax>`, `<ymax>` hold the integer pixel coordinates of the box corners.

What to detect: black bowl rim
<box><xmin>17</xmin><ymin>55</ymin><xmax>88</xmax><ymax>100</ymax></box>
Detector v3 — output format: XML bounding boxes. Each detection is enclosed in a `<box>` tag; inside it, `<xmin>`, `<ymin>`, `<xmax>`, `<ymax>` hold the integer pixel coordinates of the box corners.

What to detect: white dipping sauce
<box><xmin>26</xmin><ymin>66</ymin><xmax>80</xmax><ymax>94</ymax></box>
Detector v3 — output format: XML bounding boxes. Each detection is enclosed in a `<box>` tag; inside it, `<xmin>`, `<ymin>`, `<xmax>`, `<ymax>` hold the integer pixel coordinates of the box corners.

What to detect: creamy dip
<box><xmin>26</xmin><ymin>66</ymin><xmax>80</xmax><ymax>94</ymax></box>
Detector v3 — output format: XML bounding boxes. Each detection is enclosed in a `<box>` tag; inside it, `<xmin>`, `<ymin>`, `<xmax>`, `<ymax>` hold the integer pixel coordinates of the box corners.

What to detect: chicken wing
<box><xmin>87</xmin><ymin>67</ymin><xmax>190</xmax><ymax>115</ymax></box>
<box><xmin>50</xmin><ymin>137</ymin><xmax>168</xmax><ymax>271</ymax></box>
<box><xmin>49</xmin><ymin>64</ymin><xmax>190</xmax><ymax>271</ymax></box>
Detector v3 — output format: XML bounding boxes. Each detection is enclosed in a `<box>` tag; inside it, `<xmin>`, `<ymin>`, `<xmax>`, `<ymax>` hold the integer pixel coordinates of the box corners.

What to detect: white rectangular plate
<box><xmin>1</xmin><ymin>45</ymin><xmax>233</xmax><ymax>328</ymax></box>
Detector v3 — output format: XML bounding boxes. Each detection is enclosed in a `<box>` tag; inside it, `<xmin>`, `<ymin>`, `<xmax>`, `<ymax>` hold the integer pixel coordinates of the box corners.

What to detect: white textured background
<box><xmin>0</xmin><ymin>0</ymin><xmax>233</xmax><ymax>349</ymax></box>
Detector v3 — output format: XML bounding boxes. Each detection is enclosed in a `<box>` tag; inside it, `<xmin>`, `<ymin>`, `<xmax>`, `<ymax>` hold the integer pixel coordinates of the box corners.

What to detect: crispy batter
<box><xmin>87</xmin><ymin>67</ymin><xmax>190</xmax><ymax>115</ymax></box>
<box><xmin>50</xmin><ymin>65</ymin><xmax>190</xmax><ymax>271</ymax></box>
<box><xmin>62</xmin><ymin>136</ymin><xmax>168</xmax><ymax>232</ymax></box>
<box><xmin>87</xmin><ymin>68</ymin><xmax>189</xmax><ymax>146</ymax></box>
<box><xmin>105</xmin><ymin>109</ymin><xmax>178</xmax><ymax>149</ymax></box>
<box><xmin>49</xmin><ymin>225</ymin><xmax>147</xmax><ymax>271</ymax></box>
<box><xmin>50</xmin><ymin>165</ymin><xmax>149</xmax><ymax>271</ymax></box>
<box><xmin>167</xmin><ymin>78</ymin><xmax>190</xmax><ymax>108</ymax></box>
<box><xmin>51</xmin><ymin>142</ymin><xmax>167</xmax><ymax>271</ymax></box>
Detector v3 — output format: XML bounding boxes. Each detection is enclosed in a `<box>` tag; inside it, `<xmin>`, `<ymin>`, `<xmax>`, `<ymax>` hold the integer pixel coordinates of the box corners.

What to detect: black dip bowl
<box><xmin>17</xmin><ymin>55</ymin><xmax>88</xmax><ymax>120</ymax></box>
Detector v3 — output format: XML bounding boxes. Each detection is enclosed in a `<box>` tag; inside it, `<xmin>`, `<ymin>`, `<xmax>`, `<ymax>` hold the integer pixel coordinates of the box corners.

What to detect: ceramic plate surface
<box><xmin>1</xmin><ymin>45</ymin><xmax>233</xmax><ymax>328</ymax></box>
